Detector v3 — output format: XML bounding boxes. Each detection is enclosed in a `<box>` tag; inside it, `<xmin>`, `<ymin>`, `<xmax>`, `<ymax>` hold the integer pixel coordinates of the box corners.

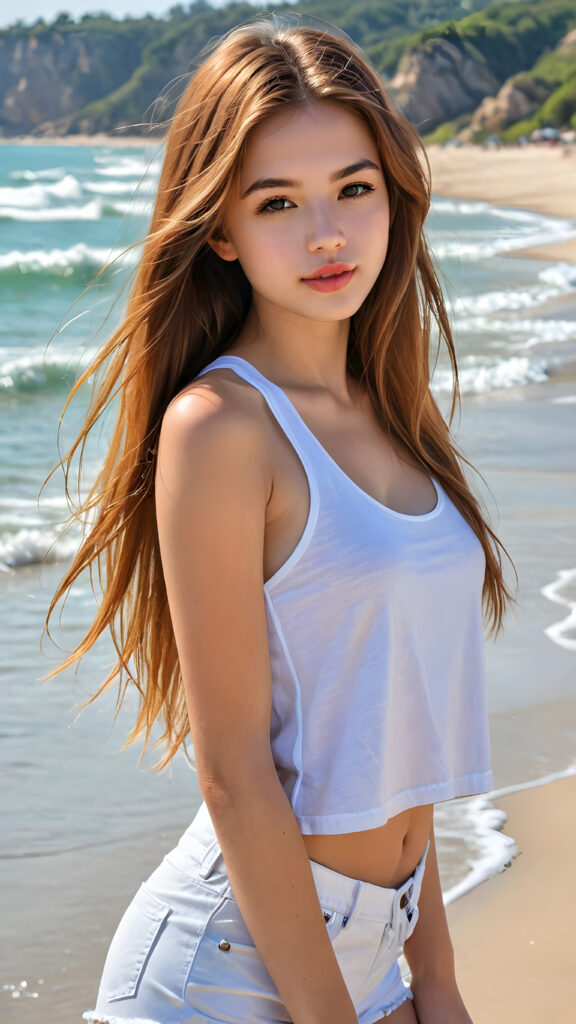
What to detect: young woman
<box><xmin>46</xmin><ymin>15</ymin><xmax>515</xmax><ymax>1024</ymax></box>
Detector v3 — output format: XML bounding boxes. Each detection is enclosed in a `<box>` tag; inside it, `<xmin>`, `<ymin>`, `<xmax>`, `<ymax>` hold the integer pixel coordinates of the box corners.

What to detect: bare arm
<box><xmin>156</xmin><ymin>380</ymin><xmax>358</xmax><ymax>1024</ymax></box>
<box><xmin>403</xmin><ymin>819</ymin><xmax>473</xmax><ymax>1024</ymax></box>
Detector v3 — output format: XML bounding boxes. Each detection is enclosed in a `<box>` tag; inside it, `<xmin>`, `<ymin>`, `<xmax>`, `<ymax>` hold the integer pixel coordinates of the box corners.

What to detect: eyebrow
<box><xmin>240</xmin><ymin>159</ymin><xmax>381</xmax><ymax>199</ymax></box>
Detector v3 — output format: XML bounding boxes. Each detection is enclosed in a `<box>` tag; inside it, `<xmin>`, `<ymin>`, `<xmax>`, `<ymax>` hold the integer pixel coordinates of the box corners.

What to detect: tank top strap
<box><xmin>193</xmin><ymin>353</ymin><xmax>321</xmax><ymax>505</ymax></box>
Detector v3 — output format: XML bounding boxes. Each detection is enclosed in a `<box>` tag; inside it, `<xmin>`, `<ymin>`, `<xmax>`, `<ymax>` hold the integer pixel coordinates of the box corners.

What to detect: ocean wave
<box><xmin>83</xmin><ymin>178</ymin><xmax>156</xmax><ymax>196</ymax></box>
<box><xmin>0</xmin><ymin>526</ymin><xmax>78</xmax><ymax>572</ymax></box>
<box><xmin>105</xmin><ymin>198</ymin><xmax>153</xmax><ymax>217</ymax></box>
<box><xmin>451</xmin><ymin>286</ymin><xmax>561</xmax><ymax>317</ymax></box>
<box><xmin>9</xmin><ymin>167</ymin><xmax>66</xmax><ymax>182</ymax></box>
<box><xmin>0</xmin><ymin>495</ymin><xmax>69</xmax><ymax>530</ymax></box>
<box><xmin>455</xmin><ymin>315</ymin><xmax>576</xmax><ymax>349</ymax></box>
<box><xmin>0</xmin><ymin>243</ymin><xmax>136</xmax><ymax>279</ymax></box>
<box><xmin>0</xmin><ymin>175</ymin><xmax>83</xmax><ymax>209</ymax></box>
<box><xmin>433</xmin><ymin>231</ymin><xmax>576</xmax><ymax>262</ymax></box>
<box><xmin>431</xmin><ymin>198</ymin><xmax>491</xmax><ymax>216</ymax></box>
<box><xmin>489</xmin><ymin>206</ymin><xmax>553</xmax><ymax>225</ymax></box>
<box><xmin>0</xmin><ymin>198</ymin><xmax>102</xmax><ymax>222</ymax></box>
<box><xmin>95</xmin><ymin>156</ymin><xmax>159</xmax><ymax>178</ymax></box>
<box><xmin>538</xmin><ymin>261</ymin><xmax>576</xmax><ymax>291</ymax></box>
<box><xmin>0</xmin><ymin>350</ymin><xmax>93</xmax><ymax>394</ymax></box>
<box><xmin>451</xmin><ymin>261</ymin><xmax>576</xmax><ymax>317</ymax></box>
<box><xmin>431</xmin><ymin>355</ymin><xmax>549</xmax><ymax>395</ymax></box>
<box><xmin>542</xmin><ymin>568</ymin><xmax>576</xmax><ymax>651</ymax></box>
<box><xmin>442</xmin><ymin>763</ymin><xmax>576</xmax><ymax>905</ymax></box>
<box><xmin>430</xmin><ymin>210</ymin><xmax>576</xmax><ymax>262</ymax></box>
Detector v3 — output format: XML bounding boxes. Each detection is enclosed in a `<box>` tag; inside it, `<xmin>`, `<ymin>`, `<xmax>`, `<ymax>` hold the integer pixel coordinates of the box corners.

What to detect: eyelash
<box><xmin>256</xmin><ymin>182</ymin><xmax>375</xmax><ymax>214</ymax></box>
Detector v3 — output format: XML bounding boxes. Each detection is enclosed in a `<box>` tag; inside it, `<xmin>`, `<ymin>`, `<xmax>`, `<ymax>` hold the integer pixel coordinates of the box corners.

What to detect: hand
<box><xmin>411</xmin><ymin>976</ymin><xmax>474</xmax><ymax>1024</ymax></box>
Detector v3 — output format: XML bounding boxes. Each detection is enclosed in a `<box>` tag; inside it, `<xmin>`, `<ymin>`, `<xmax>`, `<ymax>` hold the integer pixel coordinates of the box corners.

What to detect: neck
<box><xmin>227</xmin><ymin>298</ymin><xmax>355</xmax><ymax>403</ymax></box>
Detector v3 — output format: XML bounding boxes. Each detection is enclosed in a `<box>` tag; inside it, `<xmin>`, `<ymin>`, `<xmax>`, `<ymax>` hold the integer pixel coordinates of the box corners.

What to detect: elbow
<box><xmin>197</xmin><ymin>752</ymin><xmax>278</xmax><ymax>810</ymax></box>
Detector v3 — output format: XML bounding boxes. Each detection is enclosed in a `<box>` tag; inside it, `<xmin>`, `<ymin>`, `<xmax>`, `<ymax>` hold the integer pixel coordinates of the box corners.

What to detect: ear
<box><xmin>207</xmin><ymin>231</ymin><xmax>238</xmax><ymax>262</ymax></box>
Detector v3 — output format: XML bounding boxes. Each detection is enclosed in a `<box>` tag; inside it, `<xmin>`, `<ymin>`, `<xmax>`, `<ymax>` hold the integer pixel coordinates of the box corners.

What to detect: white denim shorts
<box><xmin>83</xmin><ymin>802</ymin><xmax>430</xmax><ymax>1024</ymax></box>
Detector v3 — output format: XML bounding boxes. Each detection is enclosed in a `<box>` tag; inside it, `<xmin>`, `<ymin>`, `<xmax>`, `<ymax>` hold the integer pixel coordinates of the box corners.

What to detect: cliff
<box><xmin>387</xmin><ymin>37</ymin><xmax>500</xmax><ymax>133</ymax></box>
<box><xmin>0</xmin><ymin>20</ymin><xmax>158</xmax><ymax>135</ymax></box>
<box><xmin>1</xmin><ymin>1</ymin><xmax>575</xmax><ymax>142</ymax></box>
<box><xmin>0</xmin><ymin>2</ymin><xmax>499</xmax><ymax>138</ymax></box>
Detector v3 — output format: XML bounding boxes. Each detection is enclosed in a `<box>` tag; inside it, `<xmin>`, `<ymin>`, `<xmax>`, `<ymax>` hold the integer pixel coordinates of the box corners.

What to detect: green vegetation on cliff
<box><xmin>1</xmin><ymin>0</ymin><xmax>575</xmax><ymax>140</ymax></box>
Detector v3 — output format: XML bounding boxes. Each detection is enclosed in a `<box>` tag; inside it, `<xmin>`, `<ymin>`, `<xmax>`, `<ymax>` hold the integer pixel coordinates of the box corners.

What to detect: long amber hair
<box><xmin>44</xmin><ymin>16</ymin><xmax>516</xmax><ymax>769</ymax></box>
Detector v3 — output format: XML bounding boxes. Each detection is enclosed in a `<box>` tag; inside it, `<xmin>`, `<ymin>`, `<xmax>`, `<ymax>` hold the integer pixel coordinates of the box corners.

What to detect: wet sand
<box><xmin>447</xmin><ymin>773</ymin><xmax>576</xmax><ymax>1022</ymax></box>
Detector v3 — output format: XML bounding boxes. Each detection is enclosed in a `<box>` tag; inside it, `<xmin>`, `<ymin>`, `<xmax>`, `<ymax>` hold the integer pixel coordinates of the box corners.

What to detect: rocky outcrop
<box><xmin>0</xmin><ymin>26</ymin><xmax>153</xmax><ymax>135</ymax></box>
<box><xmin>467</xmin><ymin>75</ymin><xmax>553</xmax><ymax>134</ymax></box>
<box><xmin>556</xmin><ymin>27</ymin><xmax>576</xmax><ymax>53</ymax></box>
<box><xmin>460</xmin><ymin>26</ymin><xmax>576</xmax><ymax>139</ymax></box>
<box><xmin>387</xmin><ymin>37</ymin><xmax>500</xmax><ymax>132</ymax></box>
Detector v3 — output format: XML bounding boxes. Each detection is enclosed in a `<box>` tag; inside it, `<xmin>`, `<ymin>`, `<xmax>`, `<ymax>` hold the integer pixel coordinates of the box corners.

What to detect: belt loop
<box><xmin>198</xmin><ymin>838</ymin><xmax>222</xmax><ymax>879</ymax></box>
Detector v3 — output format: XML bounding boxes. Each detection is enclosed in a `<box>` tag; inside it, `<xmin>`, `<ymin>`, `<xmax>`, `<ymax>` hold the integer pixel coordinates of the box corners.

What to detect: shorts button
<box><xmin>218</xmin><ymin>939</ymin><xmax>231</xmax><ymax>951</ymax></box>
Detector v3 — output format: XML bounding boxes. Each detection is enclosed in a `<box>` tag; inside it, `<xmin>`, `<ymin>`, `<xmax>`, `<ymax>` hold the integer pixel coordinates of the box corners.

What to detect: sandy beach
<box><xmin>447</xmin><ymin>774</ymin><xmax>576</xmax><ymax>1021</ymax></box>
<box><xmin>0</xmin><ymin>133</ymin><xmax>159</xmax><ymax>148</ymax></box>
<box><xmin>427</xmin><ymin>140</ymin><xmax>576</xmax><ymax>1023</ymax></box>
<box><xmin>427</xmin><ymin>142</ymin><xmax>576</xmax><ymax>265</ymax></box>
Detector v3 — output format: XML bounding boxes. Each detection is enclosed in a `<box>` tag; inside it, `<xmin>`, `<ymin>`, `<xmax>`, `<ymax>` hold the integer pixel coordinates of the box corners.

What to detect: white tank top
<box><xmin>194</xmin><ymin>354</ymin><xmax>493</xmax><ymax>833</ymax></box>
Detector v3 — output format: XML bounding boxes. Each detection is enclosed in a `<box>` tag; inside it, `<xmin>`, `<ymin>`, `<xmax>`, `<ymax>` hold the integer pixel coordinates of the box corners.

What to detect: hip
<box><xmin>85</xmin><ymin>801</ymin><xmax>430</xmax><ymax>1024</ymax></box>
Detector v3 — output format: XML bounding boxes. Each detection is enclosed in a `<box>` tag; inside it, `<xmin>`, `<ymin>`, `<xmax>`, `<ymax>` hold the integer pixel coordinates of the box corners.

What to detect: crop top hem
<box><xmin>294</xmin><ymin>771</ymin><xmax>494</xmax><ymax>834</ymax></box>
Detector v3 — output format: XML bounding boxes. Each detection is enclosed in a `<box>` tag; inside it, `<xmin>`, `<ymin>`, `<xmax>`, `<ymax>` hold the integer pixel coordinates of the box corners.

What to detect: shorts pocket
<box><xmin>100</xmin><ymin>884</ymin><xmax>172</xmax><ymax>1002</ymax></box>
<box><xmin>185</xmin><ymin>896</ymin><xmax>281</xmax><ymax>1014</ymax></box>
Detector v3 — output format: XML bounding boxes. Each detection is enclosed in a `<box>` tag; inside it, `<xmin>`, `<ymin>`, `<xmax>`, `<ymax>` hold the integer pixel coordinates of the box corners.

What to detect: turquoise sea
<box><xmin>1</xmin><ymin>143</ymin><xmax>576</xmax><ymax>1022</ymax></box>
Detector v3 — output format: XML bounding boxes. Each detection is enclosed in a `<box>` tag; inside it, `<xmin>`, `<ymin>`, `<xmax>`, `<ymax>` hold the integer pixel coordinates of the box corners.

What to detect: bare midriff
<box><xmin>302</xmin><ymin>803</ymin><xmax>434</xmax><ymax>889</ymax></box>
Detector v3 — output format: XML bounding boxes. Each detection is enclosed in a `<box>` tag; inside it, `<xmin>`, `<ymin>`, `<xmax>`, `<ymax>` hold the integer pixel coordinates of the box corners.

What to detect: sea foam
<box><xmin>0</xmin><ymin>198</ymin><xmax>102</xmax><ymax>222</ymax></box>
<box><xmin>0</xmin><ymin>243</ymin><xmax>136</xmax><ymax>278</ymax></box>
<box><xmin>431</xmin><ymin>355</ymin><xmax>549</xmax><ymax>395</ymax></box>
<box><xmin>0</xmin><ymin>175</ymin><xmax>83</xmax><ymax>208</ymax></box>
<box><xmin>442</xmin><ymin>763</ymin><xmax>576</xmax><ymax>904</ymax></box>
<box><xmin>0</xmin><ymin>526</ymin><xmax>79</xmax><ymax>572</ymax></box>
<box><xmin>0</xmin><ymin>350</ymin><xmax>91</xmax><ymax>394</ymax></box>
<box><xmin>541</xmin><ymin>567</ymin><xmax>576</xmax><ymax>651</ymax></box>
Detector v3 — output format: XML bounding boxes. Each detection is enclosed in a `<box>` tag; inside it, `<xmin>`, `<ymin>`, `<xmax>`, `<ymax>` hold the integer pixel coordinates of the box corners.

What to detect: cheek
<box><xmin>236</xmin><ymin>227</ymin><xmax>293</xmax><ymax>279</ymax></box>
<box><xmin>358</xmin><ymin>202</ymin><xmax>389</xmax><ymax>241</ymax></box>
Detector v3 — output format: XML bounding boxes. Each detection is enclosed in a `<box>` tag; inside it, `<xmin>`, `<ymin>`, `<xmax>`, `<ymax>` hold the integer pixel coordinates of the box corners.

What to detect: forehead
<box><xmin>238</xmin><ymin>101</ymin><xmax>380</xmax><ymax>181</ymax></box>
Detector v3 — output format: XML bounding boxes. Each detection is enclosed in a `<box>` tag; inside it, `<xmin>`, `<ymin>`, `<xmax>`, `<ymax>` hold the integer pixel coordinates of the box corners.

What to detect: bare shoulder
<box><xmin>158</xmin><ymin>367</ymin><xmax>272</xmax><ymax>496</ymax></box>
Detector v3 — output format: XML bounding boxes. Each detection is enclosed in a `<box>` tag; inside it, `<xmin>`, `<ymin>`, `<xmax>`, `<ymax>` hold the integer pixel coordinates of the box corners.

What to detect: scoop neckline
<box><xmin>211</xmin><ymin>354</ymin><xmax>444</xmax><ymax>522</ymax></box>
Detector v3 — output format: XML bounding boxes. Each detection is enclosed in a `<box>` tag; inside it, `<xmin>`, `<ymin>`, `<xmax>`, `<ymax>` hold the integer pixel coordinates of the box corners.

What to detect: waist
<box><xmin>175</xmin><ymin>800</ymin><xmax>434</xmax><ymax>892</ymax></box>
<box><xmin>301</xmin><ymin>803</ymin><xmax>434</xmax><ymax>889</ymax></box>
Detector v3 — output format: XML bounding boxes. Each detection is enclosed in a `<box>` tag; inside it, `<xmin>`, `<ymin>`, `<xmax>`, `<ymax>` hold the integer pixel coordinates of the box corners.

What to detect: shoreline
<box><xmin>0</xmin><ymin>133</ymin><xmax>160</xmax><ymax>148</ymax></box>
<box><xmin>446</xmin><ymin>772</ymin><xmax>576</xmax><ymax>1021</ymax></box>
<box><xmin>426</xmin><ymin>142</ymin><xmax>576</xmax><ymax>267</ymax></box>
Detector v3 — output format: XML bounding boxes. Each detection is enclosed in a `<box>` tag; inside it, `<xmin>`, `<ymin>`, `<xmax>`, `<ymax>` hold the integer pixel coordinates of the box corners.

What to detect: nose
<box><xmin>306</xmin><ymin>203</ymin><xmax>346</xmax><ymax>254</ymax></box>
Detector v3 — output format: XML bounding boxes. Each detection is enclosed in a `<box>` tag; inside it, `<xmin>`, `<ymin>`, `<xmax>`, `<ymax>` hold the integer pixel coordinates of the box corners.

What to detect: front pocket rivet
<box><xmin>217</xmin><ymin>939</ymin><xmax>231</xmax><ymax>952</ymax></box>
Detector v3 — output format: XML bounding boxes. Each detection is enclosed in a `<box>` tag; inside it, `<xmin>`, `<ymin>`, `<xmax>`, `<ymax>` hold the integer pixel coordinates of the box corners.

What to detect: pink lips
<box><xmin>301</xmin><ymin>263</ymin><xmax>355</xmax><ymax>293</ymax></box>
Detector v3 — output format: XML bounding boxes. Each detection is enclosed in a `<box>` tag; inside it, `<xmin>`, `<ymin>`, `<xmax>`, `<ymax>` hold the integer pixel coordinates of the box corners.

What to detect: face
<box><xmin>212</xmin><ymin>100</ymin><xmax>390</xmax><ymax>325</ymax></box>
